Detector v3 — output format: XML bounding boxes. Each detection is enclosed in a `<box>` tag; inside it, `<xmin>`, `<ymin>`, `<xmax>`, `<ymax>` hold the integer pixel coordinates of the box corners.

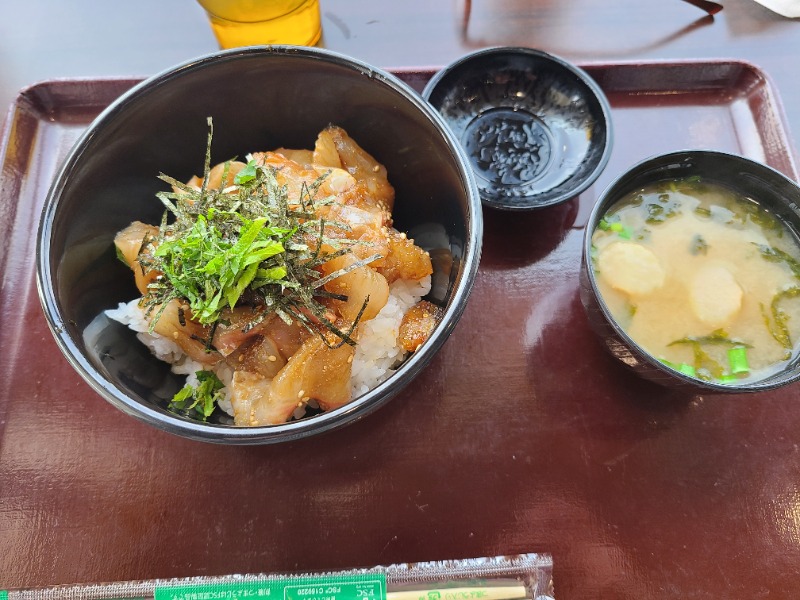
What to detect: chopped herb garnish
<box><xmin>152</xmin><ymin>210</ymin><xmax>288</xmax><ymax>325</ymax></box>
<box><xmin>136</xmin><ymin>118</ymin><xmax>377</xmax><ymax>351</ymax></box>
<box><xmin>234</xmin><ymin>160</ymin><xmax>258</xmax><ymax>184</ymax></box>
<box><xmin>170</xmin><ymin>370</ymin><xmax>225</xmax><ymax>419</ymax></box>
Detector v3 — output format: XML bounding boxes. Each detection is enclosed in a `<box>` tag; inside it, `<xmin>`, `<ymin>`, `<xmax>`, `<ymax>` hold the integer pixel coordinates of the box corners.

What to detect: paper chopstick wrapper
<box><xmin>386</xmin><ymin>586</ymin><xmax>529</xmax><ymax>600</ymax></box>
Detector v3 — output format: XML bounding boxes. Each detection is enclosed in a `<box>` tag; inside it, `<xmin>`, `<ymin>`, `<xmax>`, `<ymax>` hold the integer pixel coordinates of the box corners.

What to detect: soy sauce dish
<box><xmin>423</xmin><ymin>46</ymin><xmax>612</xmax><ymax>210</ymax></box>
<box><xmin>36</xmin><ymin>46</ymin><xmax>482</xmax><ymax>444</ymax></box>
<box><xmin>580</xmin><ymin>150</ymin><xmax>800</xmax><ymax>393</ymax></box>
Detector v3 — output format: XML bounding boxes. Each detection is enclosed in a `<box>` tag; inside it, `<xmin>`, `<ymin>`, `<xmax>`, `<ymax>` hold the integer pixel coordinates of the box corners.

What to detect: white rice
<box><xmin>350</xmin><ymin>276</ymin><xmax>431</xmax><ymax>396</ymax></box>
<box><xmin>105</xmin><ymin>275</ymin><xmax>430</xmax><ymax>417</ymax></box>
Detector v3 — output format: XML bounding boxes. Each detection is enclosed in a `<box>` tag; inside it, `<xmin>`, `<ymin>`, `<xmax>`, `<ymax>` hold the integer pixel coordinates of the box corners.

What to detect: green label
<box><xmin>1</xmin><ymin>591</ymin><xmax>7</xmax><ymax>600</ymax></box>
<box><xmin>155</xmin><ymin>575</ymin><xmax>386</xmax><ymax>600</ymax></box>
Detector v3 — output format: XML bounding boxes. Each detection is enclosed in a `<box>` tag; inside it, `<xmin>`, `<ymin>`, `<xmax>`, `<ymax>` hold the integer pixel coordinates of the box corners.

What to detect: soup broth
<box><xmin>591</xmin><ymin>177</ymin><xmax>800</xmax><ymax>384</ymax></box>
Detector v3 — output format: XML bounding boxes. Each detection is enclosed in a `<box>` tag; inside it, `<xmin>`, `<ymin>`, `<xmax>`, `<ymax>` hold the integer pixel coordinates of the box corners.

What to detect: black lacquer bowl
<box><xmin>580</xmin><ymin>150</ymin><xmax>800</xmax><ymax>393</ymax></box>
<box><xmin>37</xmin><ymin>46</ymin><xmax>482</xmax><ymax>444</ymax></box>
<box><xmin>423</xmin><ymin>47</ymin><xmax>612</xmax><ymax>210</ymax></box>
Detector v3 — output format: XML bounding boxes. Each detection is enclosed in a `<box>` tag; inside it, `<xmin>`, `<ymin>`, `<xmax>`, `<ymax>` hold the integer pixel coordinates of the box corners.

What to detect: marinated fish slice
<box><xmin>227</xmin><ymin>334</ymin><xmax>287</xmax><ymax>378</ymax></box>
<box><xmin>202</xmin><ymin>160</ymin><xmax>248</xmax><ymax>191</ymax></box>
<box><xmin>149</xmin><ymin>300</ymin><xmax>222</xmax><ymax>366</ymax></box>
<box><xmin>229</xmin><ymin>371</ymin><xmax>298</xmax><ymax>426</ymax></box>
<box><xmin>274</xmin><ymin>148</ymin><xmax>314</xmax><ymax>168</ymax></box>
<box><xmin>320</xmin><ymin>254</ymin><xmax>390</xmax><ymax>322</ymax></box>
<box><xmin>377</xmin><ymin>229</ymin><xmax>434</xmax><ymax>283</ymax></box>
<box><xmin>269</xmin><ymin>334</ymin><xmax>355</xmax><ymax>413</ymax></box>
<box><xmin>114</xmin><ymin>221</ymin><xmax>161</xmax><ymax>295</ymax></box>
<box><xmin>253</xmin><ymin>151</ymin><xmax>357</xmax><ymax>202</ymax></box>
<box><xmin>313</xmin><ymin>125</ymin><xmax>395</xmax><ymax>211</ymax></box>
<box><xmin>212</xmin><ymin>307</ymin><xmax>272</xmax><ymax>357</ymax></box>
<box><xmin>398</xmin><ymin>300</ymin><xmax>444</xmax><ymax>352</ymax></box>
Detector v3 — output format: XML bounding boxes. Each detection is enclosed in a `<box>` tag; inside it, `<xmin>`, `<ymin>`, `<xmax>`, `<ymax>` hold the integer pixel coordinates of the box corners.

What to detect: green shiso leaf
<box><xmin>170</xmin><ymin>370</ymin><xmax>225</xmax><ymax>419</ymax></box>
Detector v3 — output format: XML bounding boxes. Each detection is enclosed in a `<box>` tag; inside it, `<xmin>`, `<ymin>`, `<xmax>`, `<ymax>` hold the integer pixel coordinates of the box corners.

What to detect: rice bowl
<box><xmin>36</xmin><ymin>46</ymin><xmax>482</xmax><ymax>444</ymax></box>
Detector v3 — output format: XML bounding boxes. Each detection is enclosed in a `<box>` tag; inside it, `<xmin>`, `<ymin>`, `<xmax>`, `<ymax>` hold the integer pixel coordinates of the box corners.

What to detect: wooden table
<box><xmin>2</xmin><ymin>1</ymin><xmax>800</xmax><ymax>598</ymax></box>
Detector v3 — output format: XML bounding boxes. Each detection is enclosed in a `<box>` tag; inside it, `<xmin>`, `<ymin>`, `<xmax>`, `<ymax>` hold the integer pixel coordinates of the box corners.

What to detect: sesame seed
<box><xmin>297</xmin><ymin>389</ymin><xmax>305</xmax><ymax>399</ymax></box>
<box><xmin>268</xmin><ymin>355</ymin><xmax>277</xmax><ymax>362</ymax></box>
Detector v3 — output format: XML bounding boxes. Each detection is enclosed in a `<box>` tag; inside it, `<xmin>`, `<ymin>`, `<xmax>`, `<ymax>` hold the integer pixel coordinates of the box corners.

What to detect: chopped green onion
<box><xmin>659</xmin><ymin>358</ymin><xmax>697</xmax><ymax>378</ymax></box>
<box><xmin>728</xmin><ymin>346</ymin><xmax>750</xmax><ymax>375</ymax></box>
<box><xmin>677</xmin><ymin>363</ymin><xmax>697</xmax><ymax>377</ymax></box>
<box><xmin>603</xmin><ymin>221</ymin><xmax>633</xmax><ymax>239</ymax></box>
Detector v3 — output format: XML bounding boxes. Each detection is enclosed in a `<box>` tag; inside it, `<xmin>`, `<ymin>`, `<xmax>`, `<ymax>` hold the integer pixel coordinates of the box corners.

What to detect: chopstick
<box><xmin>679</xmin><ymin>0</ymin><xmax>724</xmax><ymax>15</ymax></box>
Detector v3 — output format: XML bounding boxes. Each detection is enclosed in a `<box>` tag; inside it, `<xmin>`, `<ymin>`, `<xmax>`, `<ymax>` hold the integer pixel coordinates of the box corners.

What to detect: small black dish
<box><xmin>423</xmin><ymin>47</ymin><xmax>613</xmax><ymax>210</ymax></box>
<box><xmin>580</xmin><ymin>149</ymin><xmax>800</xmax><ymax>393</ymax></box>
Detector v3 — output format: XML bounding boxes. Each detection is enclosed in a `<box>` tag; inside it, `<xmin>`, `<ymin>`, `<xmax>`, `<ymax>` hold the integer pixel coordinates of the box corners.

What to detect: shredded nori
<box><xmin>136</xmin><ymin>118</ymin><xmax>378</xmax><ymax>351</ymax></box>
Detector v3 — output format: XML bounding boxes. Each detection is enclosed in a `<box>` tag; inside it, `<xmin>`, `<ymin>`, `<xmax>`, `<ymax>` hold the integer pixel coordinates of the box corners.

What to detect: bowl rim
<box><xmin>421</xmin><ymin>45</ymin><xmax>614</xmax><ymax>211</ymax></box>
<box><xmin>583</xmin><ymin>147</ymin><xmax>800</xmax><ymax>393</ymax></box>
<box><xmin>36</xmin><ymin>45</ymin><xmax>484</xmax><ymax>444</ymax></box>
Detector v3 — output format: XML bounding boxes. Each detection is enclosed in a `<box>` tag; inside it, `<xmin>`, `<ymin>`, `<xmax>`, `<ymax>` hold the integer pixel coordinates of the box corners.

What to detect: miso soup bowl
<box><xmin>36</xmin><ymin>46</ymin><xmax>483</xmax><ymax>444</ymax></box>
<box><xmin>580</xmin><ymin>149</ymin><xmax>800</xmax><ymax>393</ymax></box>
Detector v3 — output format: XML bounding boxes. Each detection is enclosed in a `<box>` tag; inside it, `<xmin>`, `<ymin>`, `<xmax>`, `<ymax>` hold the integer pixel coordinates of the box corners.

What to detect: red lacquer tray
<box><xmin>2</xmin><ymin>61</ymin><xmax>800</xmax><ymax>600</ymax></box>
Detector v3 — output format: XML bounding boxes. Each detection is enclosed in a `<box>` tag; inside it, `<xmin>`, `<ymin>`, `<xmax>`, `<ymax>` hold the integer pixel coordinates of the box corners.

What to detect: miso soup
<box><xmin>591</xmin><ymin>177</ymin><xmax>800</xmax><ymax>384</ymax></box>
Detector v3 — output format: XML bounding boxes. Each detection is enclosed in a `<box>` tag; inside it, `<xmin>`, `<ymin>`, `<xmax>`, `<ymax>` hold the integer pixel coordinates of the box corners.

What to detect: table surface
<box><xmin>3</xmin><ymin>1</ymin><xmax>800</xmax><ymax>599</ymax></box>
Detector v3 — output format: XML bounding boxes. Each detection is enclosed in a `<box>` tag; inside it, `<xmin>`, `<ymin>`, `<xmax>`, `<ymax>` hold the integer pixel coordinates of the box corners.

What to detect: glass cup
<box><xmin>196</xmin><ymin>0</ymin><xmax>322</xmax><ymax>48</ymax></box>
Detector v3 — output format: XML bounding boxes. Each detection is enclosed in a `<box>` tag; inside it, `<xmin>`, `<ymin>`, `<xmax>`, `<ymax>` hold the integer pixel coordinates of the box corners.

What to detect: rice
<box><xmin>105</xmin><ymin>275</ymin><xmax>430</xmax><ymax>417</ymax></box>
